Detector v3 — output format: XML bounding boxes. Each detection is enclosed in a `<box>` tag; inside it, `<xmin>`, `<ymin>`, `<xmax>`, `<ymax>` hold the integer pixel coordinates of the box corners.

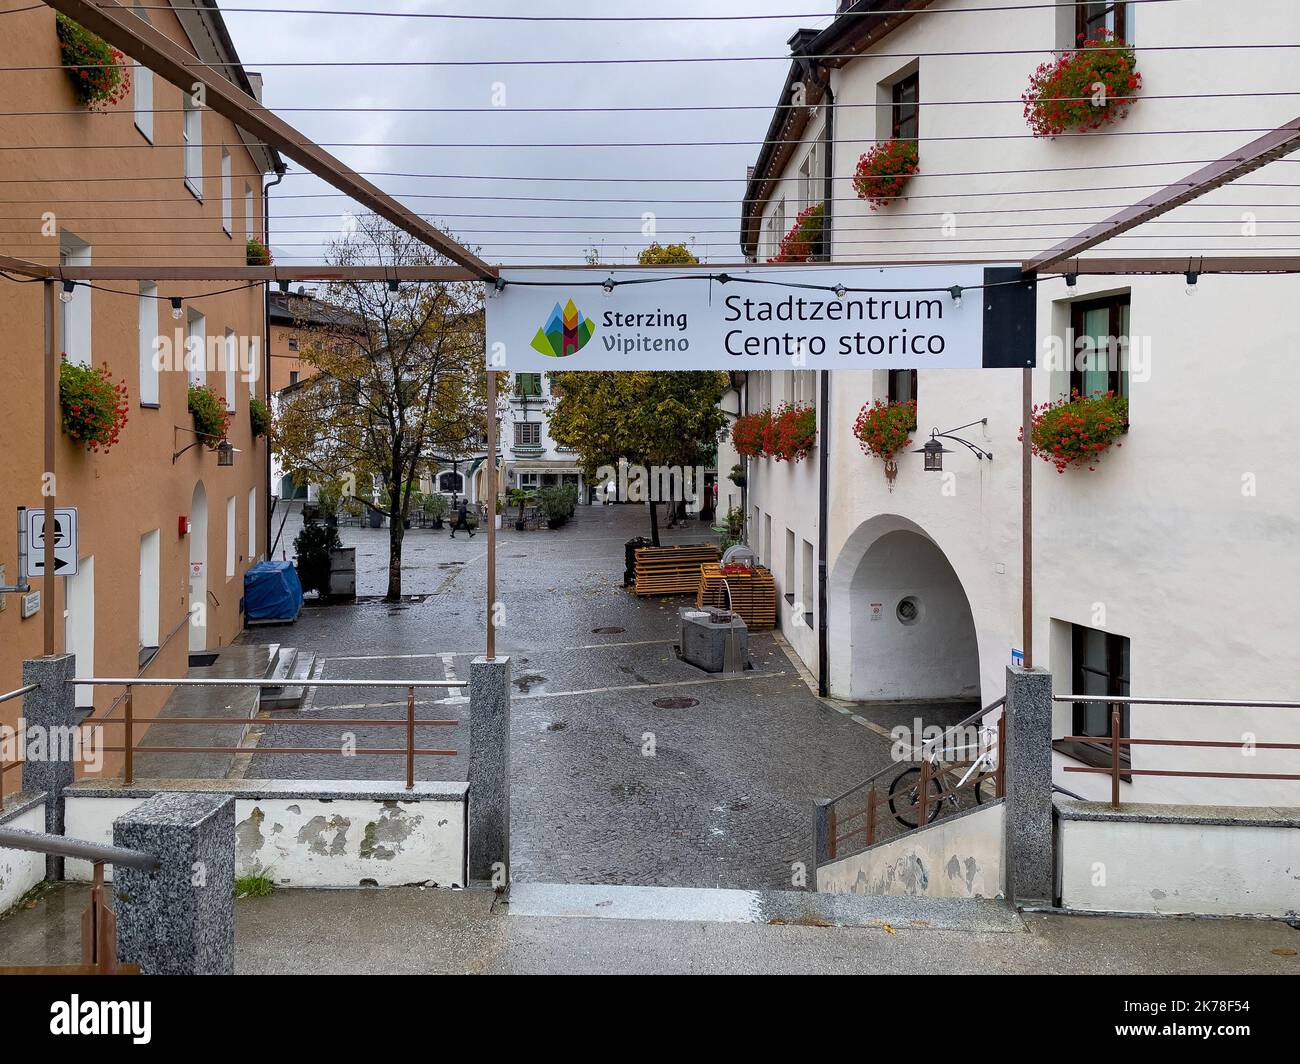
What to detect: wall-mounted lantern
<box><xmin>913</xmin><ymin>419</ymin><xmax>993</xmax><ymax>472</ymax></box>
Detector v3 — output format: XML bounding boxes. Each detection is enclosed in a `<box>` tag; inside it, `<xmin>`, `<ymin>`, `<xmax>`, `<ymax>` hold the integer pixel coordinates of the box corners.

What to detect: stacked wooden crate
<box><xmin>696</xmin><ymin>564</ymin><xmax>777</xmax><ymax>630</ymax></box>
<box><xmin>632</xmin><ymin>544</ymin><xmax>721</xmax><ymax>596</ymax></box>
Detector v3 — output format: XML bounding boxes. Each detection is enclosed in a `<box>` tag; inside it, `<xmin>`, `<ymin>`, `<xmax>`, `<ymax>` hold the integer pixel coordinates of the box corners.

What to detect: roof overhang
<box><xmin>740</xmin><ymin>0</ymin><xmax>935</xmax><ymax>259</ymax></box>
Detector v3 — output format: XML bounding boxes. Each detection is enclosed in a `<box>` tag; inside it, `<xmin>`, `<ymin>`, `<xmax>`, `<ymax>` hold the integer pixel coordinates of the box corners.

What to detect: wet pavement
<box><xmin>244</xmin><ymin>504</ymin><xmax>974</xmax><ymax>889</ymax></box>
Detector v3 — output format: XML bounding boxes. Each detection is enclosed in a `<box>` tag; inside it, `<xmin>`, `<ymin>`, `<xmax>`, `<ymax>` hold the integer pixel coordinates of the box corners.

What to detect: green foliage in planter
<box><xmin>1024</xmin><ymin>390</ymin><xmax>1128</xmax><ymax>472</ymax></box>
<box><xmin>246</xmin><ymin>238</ymin><xmax>273</xmax><ymax>266</ymax></box>
<box><xmin>853</xmin><ymin>399</ymin><xmax>917</xmax><ymax>461</ymax></box>
<box><xmin>248</xmin><ymin>396</ymin><xmax>271</xmax><ymax>438</ymax></box>
<box><xmin>539</xmin><ymin>485</ymin><xmax>577</xmax><ymax>525</ymax></box>
<box><xmin>294</xmin><ymin>521</ymin><xmax>341</xmax><ymax>597</ymax></box>
<box><xmin>422</xmin><ymin>492</ymin><xmax>450</xmax><ymax>520</ymax></box>
<box><xmin>59</xmin><ymin>357</ymin><xmax>129</xmax><ymax>453</ymax></box>
<box><xmin>56</xmin><ymin>14</ymin><xmax>130</xmax><ymax>110</ymax></box>
<box><xmin>187</xmin><ymin>384</ymin><xmax>231</xmax><ymax>443</ymax></box>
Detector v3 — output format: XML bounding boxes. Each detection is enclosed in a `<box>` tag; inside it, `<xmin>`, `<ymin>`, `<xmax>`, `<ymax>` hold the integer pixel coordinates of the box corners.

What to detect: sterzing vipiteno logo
<box><xmin>531</xmin><ymin>298</ymin><xmax>595</xmax><ymax>358</ymax></box>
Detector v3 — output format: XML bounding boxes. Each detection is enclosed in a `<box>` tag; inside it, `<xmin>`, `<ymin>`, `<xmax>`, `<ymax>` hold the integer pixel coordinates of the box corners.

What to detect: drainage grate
<box><xmin>591</xmin><ymin>626</ymin><xmax>626</xmax><ymax>635</ymax></box>
<box><xmin>652</xmin><ymin>696</ymin><xmax>699</xmax><ymax>710</ymax></box>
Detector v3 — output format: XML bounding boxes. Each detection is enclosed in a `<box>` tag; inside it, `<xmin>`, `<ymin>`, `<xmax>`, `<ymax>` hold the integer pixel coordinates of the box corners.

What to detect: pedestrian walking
<box><xmin>449</xmin><ymin>496</ymin><xmax>474</xmax><ymax>538</ymax></box>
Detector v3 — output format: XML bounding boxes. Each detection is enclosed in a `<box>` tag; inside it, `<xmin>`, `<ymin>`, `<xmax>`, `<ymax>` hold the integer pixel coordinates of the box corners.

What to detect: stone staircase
<box><xmin>128</xmin><ymin>643</ymin><xmax>317</xmax><ymax>779</ymax></box>
<box><xmin>260</xmin><ymin>645</ymin><xmax>317</xmax><ymax>712</ymax></box>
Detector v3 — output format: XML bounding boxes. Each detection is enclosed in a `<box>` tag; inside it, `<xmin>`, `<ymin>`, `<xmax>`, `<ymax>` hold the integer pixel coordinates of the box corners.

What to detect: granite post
<box><xmin>1003</xmin><ymin>666</ymin><xmax>1054</xmax><ymax>906</ymax></box>
<box><xmin>813</xmin><ymin>799</ymin><xmax>833</xmax><ymax>884</ymax></box>
<box><xmin>468</xmin><ymin>655</ymin><xmax>510</xmax><ymax>885</ymax></box>
<box><xmin>112</xmin><ymin>792</ymin><xmax>235</xmax><ymax>975</ymax></box>
<box><xmin>20</xmin><ymin>654</ymin><xmax>77</xmax><ymax>879</ymax></box>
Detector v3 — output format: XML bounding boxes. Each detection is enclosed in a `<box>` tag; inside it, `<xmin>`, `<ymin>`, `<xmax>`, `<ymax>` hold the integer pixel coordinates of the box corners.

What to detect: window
<box><xmin>131</xmin><ymin>3</ymin><xmax>153</xmax><ymax>141</ymax></box>
<box><xmin>247</xmin><ymin>487</ymin><xmax>257</xmax><ymax>560</ymax></box>
<box><xmin>139</xmin><ymin>282</ymin><xmax>159</xmax><ymax>405</ymax></box>
<box><xmin>438</xmin><ymin>471</ymin><xmax>464</xmax><ymax>494</ymax></box>
<box><xmin>138</xmin><ymin>530</ymin><xmax>160</xmax><ymax>665</ymax></box>
<box><xmin>186</xmin><ymin>308</ymin><xmax>205</xmax><ymax>386</ymax></box>
<box><xmin>515</xmin><ymin>372</ymin><xmax>542</xmax><ymax>397</ymax></box>
<box><xmin>784</xmin><ymin>528</ymin><xmax>796</xmax><ymax>604</ymax></box>
<box><xmin>1057</xmin><ymin>623</ymin><xmax>1131</xmax><ymax>770</ymax></box>
<box><xmin>1077</xmin><ymin>2</ymin><xmax>1130</xmax><ymax>42</ymax></box>
<box><xmin>773</xmin><ymin>200</ymin><xmax>786</xmax><ymax>243</ymax></box>
<box><xmin>514</xmin><ymin>421</ymin><xmax>542</xmax><ymax>448</ymax></box>
<box><xmin>59</xmin><ymin>232</ymin><xmax>92</xmax><ymax>366</ymax></box>
<box><xmin>244</xmin><ymin>184</ymin><xmax>255</xmax><ymax>239</ymax></box>
<box><xmin>891</xmin><ymin>71</ymin><xmax>920</xmax><ymax>141</ymax></box>
<box><xmin>517</xmin><ymin>472</ymin><xmax>539</xmax><ymax>490</ymax></box>
<box><xmin>801</xmin><ymin>539</ymin><xmax>814</xmax><ymax>625</ymax></box>
<box><xmin>799</xmin><ymin>143</ymin><xmax>820</xmax><ymax>212</ymax></box>
<box><xmin>287</xmin><ymin>336</ymin><xmax>299</xmax><ymax>352</ymax></box>
<box><xmin>887</xmin><ymin>368</ymin><xmax>917</xmax><ymax>405</ymax></box>
<box><xmin>225</xmin><ymin>496</ymin><xmax>237</xmax><ymax>578</ymax></box>
<box><xmin>288</xmin><ymin>370</ymin><xmax>299</xmax><ymax>386</ymax></box>
<box><xmin>183</xmin><ymin>94</ymin><xmax>202</xmax><ymax>198</ymax></box>
<box><xmin>1070</xmin><ymin>294</ymin><xmax>1130</xmax><ymax>399</ymax></box>
<box><xmin>763</xmin><ymin>512</ymin><xmax>772</xmax><ymax>568</ymax></box>
<box><xmin>221</xmin><ymin>148</ymin><xmax>232</xmax><ymax>234</ymax></box>
<box><xmin>224</xmin><ymin>329</ymin><xmax>237</xmax><ymax>411</ymax></box>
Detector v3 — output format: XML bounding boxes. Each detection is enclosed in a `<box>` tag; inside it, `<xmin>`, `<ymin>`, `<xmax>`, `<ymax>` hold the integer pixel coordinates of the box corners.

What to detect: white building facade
<box><xmin>501</xmin><ymin>372</ymin><xmax>586</xmax><ymax>501</ymax></box>
<box><xmin>740</xmin><ymin>0</ymin><xmax>1300</xmax><ymax>807</ymax></box>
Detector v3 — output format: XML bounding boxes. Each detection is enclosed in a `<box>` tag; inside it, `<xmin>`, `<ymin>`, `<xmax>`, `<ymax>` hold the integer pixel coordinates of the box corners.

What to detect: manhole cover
<box><xmin>652</xmin><ymin>697</ymin><xmax>699</xmax><ymax>710</ymax></box>
<box><xmin>592</xmin><ymin>626</ymin><xmax>626</xmax><ymax>635</ymax></box>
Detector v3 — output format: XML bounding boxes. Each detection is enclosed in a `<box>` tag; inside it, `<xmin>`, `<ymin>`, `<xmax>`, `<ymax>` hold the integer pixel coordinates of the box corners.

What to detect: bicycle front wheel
<box><xmin>887</xmin><ymin>765</ymin><xmax>944</xmax><ymax>829</ymax></box>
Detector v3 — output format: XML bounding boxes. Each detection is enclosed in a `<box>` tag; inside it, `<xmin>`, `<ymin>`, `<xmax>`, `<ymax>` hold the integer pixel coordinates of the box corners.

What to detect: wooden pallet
<box><xmin>696</xmin><ymin>564</ymin><xmax>777</xmax><ymax>630</ymax></box>
<box><xmin>632</xmin><ymin>544</ymin><xmax>721</xmax><ymax>596</ymax></box>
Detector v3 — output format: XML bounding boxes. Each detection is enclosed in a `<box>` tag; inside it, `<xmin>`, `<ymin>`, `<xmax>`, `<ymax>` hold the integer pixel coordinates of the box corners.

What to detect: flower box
<box><xmin>768</xmin><ymin>202</ymin><xmax>825</xmax><ymax>264</ymax></box>
<box><xmin>56</xmin><ymin>14</ymin><xmax>130</xmax><ymax>111</ymax></box>
<box><xmin>764</xmin><ymin>403</ymin><xmax>817</xmax><ymax>462</ymax></box>
<box><xmin>187</xmin><ymin>384</ymin><xmax>231</xmax><ymax>444</ymax></box>
<box><xmin>853</xmin><ymin>139</ymin><xmax>919</xmax><ymax>210</ymax></box>
<box><xmin>1023</xmin><ymin>390</ymin><xmax>1128</xmax><ymax>472</ymax></box>
<box><xmin>60</xmin><ymin>357</ymin><xmax>128</xmax><ymax>453</ymax></box>
<box><xmin>1022</xmin><ymin>30</ymin><xmax>1141</xmax><ymax>138</ymax></box>
<box><xmin>732</xmin><ymin>410</ymin><xmax>771</xmax><ymax>458</ymax></box>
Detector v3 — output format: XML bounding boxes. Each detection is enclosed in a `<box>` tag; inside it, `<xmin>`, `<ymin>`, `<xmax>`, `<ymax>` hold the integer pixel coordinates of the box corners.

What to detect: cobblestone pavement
<box><xmin>244</xmin><ymin>504</ymin><xmax>973</xmax><ymax>889</ymax></box>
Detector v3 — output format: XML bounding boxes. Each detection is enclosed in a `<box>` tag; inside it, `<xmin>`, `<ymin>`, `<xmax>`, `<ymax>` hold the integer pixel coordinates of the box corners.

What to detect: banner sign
<box><xmin>485</xmin><ymin>265</ymin><xmax>1035</xmax><ymax>372</ymax></box>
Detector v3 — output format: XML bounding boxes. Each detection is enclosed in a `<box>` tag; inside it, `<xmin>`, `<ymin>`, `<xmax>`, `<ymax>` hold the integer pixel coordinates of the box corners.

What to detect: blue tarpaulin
<box><xmin>244</xmin><ymin>560</ymin><xmax>303</xmax><ymax>623</ymax></box>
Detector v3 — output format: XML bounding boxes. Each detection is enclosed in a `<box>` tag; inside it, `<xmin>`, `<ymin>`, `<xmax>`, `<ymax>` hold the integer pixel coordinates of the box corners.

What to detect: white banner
<box><xmin>485</xmin><ymin>264</ymin><xmax>1011</xmax><ymax>373</ymax></box>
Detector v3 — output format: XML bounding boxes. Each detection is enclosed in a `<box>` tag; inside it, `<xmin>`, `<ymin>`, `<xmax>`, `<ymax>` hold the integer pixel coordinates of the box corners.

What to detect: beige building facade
<box><xmin>0</xmin><ymin>3</ymin><xmax>279</xmax><ymax>785</ymax></box>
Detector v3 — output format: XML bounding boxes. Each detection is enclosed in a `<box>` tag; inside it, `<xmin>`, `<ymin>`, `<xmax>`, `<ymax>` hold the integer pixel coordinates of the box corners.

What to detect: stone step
<box><xmin>504</xmin><ymin>882</ymin><xmax>1024</xmax><ymax>933</ymax></box>
<box><xmin>260</xmin><ymin>649</ymin><xmax>316</xmax><ymax>711</ymax></box>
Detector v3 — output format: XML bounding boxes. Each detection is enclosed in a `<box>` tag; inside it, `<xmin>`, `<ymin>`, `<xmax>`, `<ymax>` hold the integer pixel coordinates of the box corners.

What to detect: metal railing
<box><xmin>0</xmin><ymin>826</ymin><xmax>156</xmax><ymax>975</ymax></box>
<box><xmin>1053</xmin><ymin>694</ymin><xmax>1300</xmax><ymax>808</ymax></box>
<box><xmin>73</xmin><ymin>677</ymin><xmax>464</xmax><ymax>790</ymax></box>
<box><xmin>0</xmin><ymin>684</ymin><xmax>38</xmax><ymax>812</ymax></box>
<box><xmin>822</xmin><ymin>697</ymin><xmax>1006</xmax><ymax>864</ymax></box>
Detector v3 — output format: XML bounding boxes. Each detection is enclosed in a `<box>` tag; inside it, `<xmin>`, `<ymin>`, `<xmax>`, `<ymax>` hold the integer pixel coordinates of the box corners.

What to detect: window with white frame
<box><xmin>186</xmin><ymin>308</ymin><xmax>205</xmax><ymax>386</ymax></box>
<box><xmin>247</xmin><ymin>486</ymin><xmax>257</xmax><ymax>559</ymax></box>
<box><xmin>138</xmin><ymin>530</ymin><xmax>160</xmax><ymax>660</ymax></box>
<box><xmin>224</xmin><ymin>328</ymin><xmax>237</xmax><ymax>411</ymax></box>
<box><xmin>139</xmin><ymin>282</ymin><xmax>159</xmax><ymax>404</ymax></box>
<box><xmin>221</xmin><ymin>148</ymin><xmax>232</xmax><ymax>234</ymax></box>
<box><xmin>183</xmin><ymin>94</ymin><xmax>202</xmax><ymax>198</ymax></box>
<box><xmin>244</xmin><ymin>184</ymin><xmax>255</xmax><ymax>238</ymax></box>
<box><xmin>59</xmin><ymin>232</ymin><xmax>91</xmax><ymax>366</ymax></box>
<box><xmin>131</xmin><ymin>3</ymin><xmax>153</xmax><ymax>141</ymax></box>
<box><xmin>225</xmin><ymin>496</ymin><xmax>237</xmax><ymax>578</ymax></box>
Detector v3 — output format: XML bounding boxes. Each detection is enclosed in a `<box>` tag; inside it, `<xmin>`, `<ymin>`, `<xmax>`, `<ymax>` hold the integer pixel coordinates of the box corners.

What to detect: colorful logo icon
<box><xmin>531</xmin><ymin>299</ymin><xmax>595</xmax><ymax>358</ymax></box>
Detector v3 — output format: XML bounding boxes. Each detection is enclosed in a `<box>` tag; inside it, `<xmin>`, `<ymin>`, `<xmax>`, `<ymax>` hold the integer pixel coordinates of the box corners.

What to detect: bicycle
<box><xmin>887</xmin><ymin>724</ymin><xmax>999</xmax><ymax>829</ymax></box>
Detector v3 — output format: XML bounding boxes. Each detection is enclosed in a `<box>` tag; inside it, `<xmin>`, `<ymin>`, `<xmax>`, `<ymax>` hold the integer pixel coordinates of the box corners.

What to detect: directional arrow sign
<box><xmin>25</xmin><ymin>507</ymin><xmax>78</xmax><ymax>578</ymax></box>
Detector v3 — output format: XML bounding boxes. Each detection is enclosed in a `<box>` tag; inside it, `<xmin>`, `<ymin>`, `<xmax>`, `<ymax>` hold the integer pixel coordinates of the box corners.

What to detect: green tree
<box><xmin>274</xmin><ymin>216</ymin><xmax>486</xmax><ymax>601</ymax></box>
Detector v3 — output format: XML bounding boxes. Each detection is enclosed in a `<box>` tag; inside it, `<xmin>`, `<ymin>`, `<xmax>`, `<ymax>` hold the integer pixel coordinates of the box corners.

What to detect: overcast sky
<box><xmin>221</xmin><ymin>1</ymin><xmax>834</xmax><ymax>269</ymax></box>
